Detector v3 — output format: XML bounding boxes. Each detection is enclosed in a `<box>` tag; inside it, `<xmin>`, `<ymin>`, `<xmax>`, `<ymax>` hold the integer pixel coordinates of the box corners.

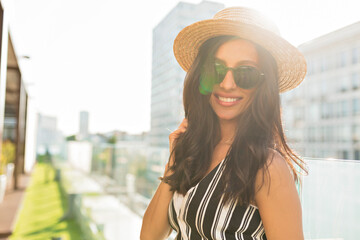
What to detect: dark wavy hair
<box><xmin>161</xmin><ymin>35</ymin><xmax>308</xmax><ymax>206</ymax></box>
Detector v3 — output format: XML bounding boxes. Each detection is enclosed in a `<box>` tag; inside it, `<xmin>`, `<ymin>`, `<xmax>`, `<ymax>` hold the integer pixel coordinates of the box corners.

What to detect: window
<box><xmin>351</xmin><ymin>72</ymin><xmax>360</xmax><ymax>90</ymax></box>
<box><xmin>321</xmin><ymin>102</ymin><xmax>335</xmax><ymax>119</ymax></box>
<box><xmin>288</xmin><ymin>128</ymin><xmax>303</xmax><ymax>143</ymax></box>
<box><xmin>308</xmin><ymin>79</ymin><xmax>318</xmax><ymax>97</ymax></box>
<box><xmin>341</xmin><ymin>100</ymin><xmax>349</xmax><ymax>117</ymax></box>
<box><xmin>342</xmin><ymin>150</ymin><xmax>349</xmax><ymax>159</ymax></box>
<box><xmin>320</xmin><ymin>57</ymin><xmax>326</xmax><ymax>72</ymax></box>
<box><xmin>320</xmin><ymin>103</ymin><xmax>328</xmax><ymax>119</ymax></box>
<box><xmin>355</xmin><ymin>150</ymin><xmax>360</xmax><ymax>160</ymax></box>
<box><xmin>307</xmin><ymin>59</ymin><xmax>313</xmax><ymax>75</ymax></box>
<box><xmin>335</xmin><ymin>102</ymin><xmax>343</xmax><ymax>118</ymax></box>
<box><xmin>295</xmin><ymin>106</ymin><xmax>305</xmax><ymax>121</ymax></box>
<box><xmin>334</xmin><ymin>125</ymin><xmax>340</xmax><ymax>142</ymax></box>
<box><xmin>325</xmin><ymin>54</ymin><xmax>334</xmax><ymax>70</ymax></box>
<box><xmin>324</xmin><ymin>125</ymin><xmax>334</xmax><ymax>142</ymax></box>
<box><xmin>352</xmin><ymin>47</ymin><xmax>359</xmax><ymax>64</ymax></box>
<box><xmin>340</xmin><ymin>75</ymin><xmax>349</xmax><ymax>92</ymax></box>
<box><xmin>319</xmin><ymin>126</ymin><xmax>325</xmax><ymax>142</ymax></box>
<box><xmin>308</xmin><ymin>127</ymin><xmax>316</xmax><ymax>142</ymax></box>
<box><xmin>320</xmin><ymin>78</ymin><xmax>327</xmax><ymax>95</ymax></box>
<box><xmin>336</xmin><ymin>51</ymin><xmax>347</xmax><ymax>68</ymax></box>
<box><xmin>353</xmin><ymin>98</ymin><xmax>360</xmax><ymax>115</ymax></box>
<box><xmin>352</xmin><ymin>125</ymin><xmax>360</xmax><ymax>142</ymax></box>
<box><xmin>339</xmin><ymin>125</ymin><xmax>351</xmax><ymax>142</ymax></box>
<box><xmin>309</xmin><ymin>59</ymin><xmax>317</xmax><ymax>75</ymax></box>
<box><xmin>309</xmin><ymin>104</ymin><xmax>319</xmax><ymax>121</ymax></box>
<box><xmin>341</xmin><ymin>51</ymin><xmax>347</xmax><ymax>67</ymax></box>
<box><xmin>329</xmin><ymin>102</ymin><xmax>335</xmax><ymax>118</ymax></box>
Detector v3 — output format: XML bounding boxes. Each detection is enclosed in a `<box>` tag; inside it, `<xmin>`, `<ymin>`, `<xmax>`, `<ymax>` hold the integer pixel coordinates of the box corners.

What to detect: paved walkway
<box><xmin>0</xmin><ymin>173</ymin><xmax>31</xmax><ymax>239</ymax></box>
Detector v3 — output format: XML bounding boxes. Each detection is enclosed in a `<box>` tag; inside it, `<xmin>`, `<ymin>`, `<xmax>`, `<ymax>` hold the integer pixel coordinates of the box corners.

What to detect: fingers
<box><xmin>174</xmin><ymin>118</ymin><xmax>188</xmax><ymax>134</ymax></box>
<box><xmin>179</xmin><ymin>118</ymin><xmax>188</xmax><ymax>128</ymax></box>
<box><xmin>169</xmin><ymin>118</ymin><xmax>188</xmax><ymax>147</ymax></box>
<box><xmin>168</xmin><ymin>118</ymin><xmax>188</xmax><ymax>166</ymax></box>
<box><xmin>177</xmin><ymin>118</ymin><xmax>188</xmax><ymax>132</ymax></box>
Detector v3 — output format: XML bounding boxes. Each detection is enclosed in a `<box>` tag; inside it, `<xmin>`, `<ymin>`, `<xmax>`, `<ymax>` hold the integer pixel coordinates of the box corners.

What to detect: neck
<box><xmin>218</xmin><ymin>119</ymin><xmax>237</xmax><ymax>144</ymax></box>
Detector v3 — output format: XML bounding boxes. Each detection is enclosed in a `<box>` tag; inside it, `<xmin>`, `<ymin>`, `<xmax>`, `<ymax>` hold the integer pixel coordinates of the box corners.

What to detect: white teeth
<box><xmin>218</xmin><ymin>96</ymin><xmax>240</xmax><ymax>102</ymax></box>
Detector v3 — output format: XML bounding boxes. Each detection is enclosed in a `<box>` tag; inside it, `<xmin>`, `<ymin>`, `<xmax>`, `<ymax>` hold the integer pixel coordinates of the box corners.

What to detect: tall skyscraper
<box><xmin>150</xmin><ymin>1</ymin><xmax>224</xmax><ymax>147</ymax></box>
<box><xmin>78</xmin><ymin>111</ymin><xmax>89</xmax><ymax>140</ymax></box>
<box><xmin>282</xmin><ymin>22</ymin><xmax>360</xmax><ymax>160</ymax></box>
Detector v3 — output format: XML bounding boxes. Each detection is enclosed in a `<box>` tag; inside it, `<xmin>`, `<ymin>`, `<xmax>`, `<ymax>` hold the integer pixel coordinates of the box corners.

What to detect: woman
<box><xmin>141</xmin><ymin>7</ymin><xmax>308</xmax><ymax>240</ymax></box>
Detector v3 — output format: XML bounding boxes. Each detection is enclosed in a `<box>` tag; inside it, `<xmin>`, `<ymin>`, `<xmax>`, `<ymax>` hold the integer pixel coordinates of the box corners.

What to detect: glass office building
<box><xmin>150</xmin><ymin>1</ymin><xmax>224</xmax><ymax>147</ymax></box>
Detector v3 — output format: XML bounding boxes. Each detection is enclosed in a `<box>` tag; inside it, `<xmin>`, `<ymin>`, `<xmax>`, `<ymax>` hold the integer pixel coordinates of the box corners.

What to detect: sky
<box><xmin>4</xmin><ymin>0</ymin><xmax>360</xmax><ymax>136</ymax></box>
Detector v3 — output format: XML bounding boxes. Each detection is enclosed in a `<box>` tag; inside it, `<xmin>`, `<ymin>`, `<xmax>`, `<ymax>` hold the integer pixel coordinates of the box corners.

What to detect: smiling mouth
<box><xmin>215</xmin><ymin>94</ymin><xmax>243</xmax><ymax>102</ymax></box>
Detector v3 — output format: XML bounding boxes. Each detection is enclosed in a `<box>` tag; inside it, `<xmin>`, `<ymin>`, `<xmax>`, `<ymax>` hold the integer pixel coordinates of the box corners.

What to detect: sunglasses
<box><xmin>214</xmin><ymin>61</ymin><xmax>265</xmax><ymax>89</ymax></box>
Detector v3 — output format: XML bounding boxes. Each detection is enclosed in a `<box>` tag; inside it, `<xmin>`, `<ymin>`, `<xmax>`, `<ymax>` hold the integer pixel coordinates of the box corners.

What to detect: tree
<box><xmin>66</xmin><ymin>135</ymin><xmax>77</xmax><ymax>141</ymax></box>
<box><xmin>107</xmin><ymin>134</ymin><xmax>117</xmax><ymax>144</ymax></box>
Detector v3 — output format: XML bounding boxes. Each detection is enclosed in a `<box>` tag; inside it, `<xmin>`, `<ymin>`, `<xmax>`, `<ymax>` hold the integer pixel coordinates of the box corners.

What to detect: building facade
<box><xmin>150</xmin><ymin>1</ymin><xmax>224</xmax><ymax>147</ymax></box>
<box><xmin>282</xmin><ymin>22</ymin><xmax>360</xmax><ymax>160</ymax></box>
<box><xmin>78</xmin><ymin>111</ymin><xmax>89</xmax><ymax>140</ymax></box>
<box><xmin>36</xmin><ymin>113</ymin><xmax>64</xmax><ymax>156</ymax></box>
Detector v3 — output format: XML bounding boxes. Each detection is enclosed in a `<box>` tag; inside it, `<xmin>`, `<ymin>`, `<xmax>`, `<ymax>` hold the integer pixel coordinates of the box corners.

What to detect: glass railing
<box><xmin>301</xmin><ymin>158</ymin><xmax>360</xmax><ymax>240</ymax></box>
<box><xmin>58</xmin><ymin>141</ymin><xmax>359</xmax><ymax>240</ymax></box>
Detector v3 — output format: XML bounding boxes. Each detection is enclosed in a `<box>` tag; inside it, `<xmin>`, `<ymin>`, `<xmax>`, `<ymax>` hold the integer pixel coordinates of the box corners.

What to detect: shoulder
<box><xmin>253</xmin><ymin>149</ymin><xmax>304</xmax><ymax>239</ymax></box>
<box><xmin>255</xmin><ymin>149</ymin><xmax>294</xmax><ymax>195</ymax></box>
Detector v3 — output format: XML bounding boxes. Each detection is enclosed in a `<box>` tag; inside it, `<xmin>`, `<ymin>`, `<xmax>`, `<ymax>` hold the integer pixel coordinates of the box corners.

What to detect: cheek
<box><xmin>239</xmin><ymin>89</ymin><xmax>256</xmax><ymax>110</ymax></box>
<box><xmin>241</xmin><ymin>88</ymin><xmax>256</xmax><ymax>100</ymax></box>
<box><xmin>242</xmin><ymin>97</ymin><xmax>253</xmax><ymax>111</ymax></box>
<box><xmin>209</xmin><ymin>93</ymin><xmax>215</xmax><ymax>109</ymax></box>
<box><xmin>241</xmin><ymin>88</ymin><xmax>256</xmax><ymax>96</ymax></box>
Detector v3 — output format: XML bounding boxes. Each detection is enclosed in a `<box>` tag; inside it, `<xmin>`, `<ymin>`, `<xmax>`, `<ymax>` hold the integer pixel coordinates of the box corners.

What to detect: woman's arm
<box><xmin>140</xmin><ymin>118</ymin><xmax>188</xmax><ymax>240</ymax></box>
<box><xmin>140</xmin><ymin>165</ymin><xmax>175</xmax><ymax>240</ymax></box>
<box><xmin>254</xmin><ymin>150</ymin><xmax>304</xmax><ymax>240</ymax></box>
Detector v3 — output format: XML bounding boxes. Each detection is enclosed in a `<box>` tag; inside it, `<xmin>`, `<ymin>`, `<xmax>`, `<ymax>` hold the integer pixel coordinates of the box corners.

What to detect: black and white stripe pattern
<box><xmin>168</xmin><ymin>159</ymin><xmax>267</xmax><ymax>240</ymax></box>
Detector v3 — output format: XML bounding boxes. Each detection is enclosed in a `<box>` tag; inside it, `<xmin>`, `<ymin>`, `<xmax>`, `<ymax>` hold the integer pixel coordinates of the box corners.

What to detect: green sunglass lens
<box><xmin>199</xmin><ymin>72</ymin><xmax>217</xmax><ymax>95</ymax></box>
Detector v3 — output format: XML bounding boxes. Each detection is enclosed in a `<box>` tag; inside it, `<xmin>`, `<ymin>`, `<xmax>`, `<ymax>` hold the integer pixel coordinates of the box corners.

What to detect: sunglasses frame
<box><xmin>214</xmin><ymin>61</ymin><xmax>265</xmax><ymax>89</ymax></box>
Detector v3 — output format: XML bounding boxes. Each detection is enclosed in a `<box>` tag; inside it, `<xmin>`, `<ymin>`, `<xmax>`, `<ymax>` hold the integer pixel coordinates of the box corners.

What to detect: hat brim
<box><xmin>173</xmin><ymin>18</ymin><xmax>307</xmax><ymax>93</ymax></box>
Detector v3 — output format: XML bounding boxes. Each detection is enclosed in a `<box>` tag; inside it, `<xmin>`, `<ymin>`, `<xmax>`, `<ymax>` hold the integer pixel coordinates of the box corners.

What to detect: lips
<box><xmin>214</xmin><ymin>93</ymin><xmax>242</xmax><ymax>99</ymax></box>
<box><xmin>214</xmin><ymin>93</ymin><xmax>243</xmax><ymax>107</ymax></box>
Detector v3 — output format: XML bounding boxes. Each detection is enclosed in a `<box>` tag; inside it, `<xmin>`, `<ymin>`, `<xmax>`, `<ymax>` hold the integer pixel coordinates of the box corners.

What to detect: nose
<box><xmin>219</xmin><ymin>69</ymin><xmax>237</xmax><ymax>90</ymax></box>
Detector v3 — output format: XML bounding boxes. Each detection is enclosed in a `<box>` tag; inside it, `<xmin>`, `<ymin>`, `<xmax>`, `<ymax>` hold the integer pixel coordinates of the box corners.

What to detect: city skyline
<box><xmin>6</xmin><ymin>0</ymin><xmax>360</xmax><ymax>135</ymax></box>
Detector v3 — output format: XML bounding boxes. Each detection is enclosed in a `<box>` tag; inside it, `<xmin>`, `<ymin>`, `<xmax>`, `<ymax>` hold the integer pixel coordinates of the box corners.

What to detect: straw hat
<box><xmin>173</xmin><ymin>7</ymin><xmax>307</xmax><ymax>93</ymax></box>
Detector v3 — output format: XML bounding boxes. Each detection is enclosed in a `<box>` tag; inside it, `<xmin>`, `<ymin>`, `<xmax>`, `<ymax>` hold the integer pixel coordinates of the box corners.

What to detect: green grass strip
<box><xmin>10</xmin><ymin>163</ymin><xmax>82</xmax><ymax>240</ymax></box>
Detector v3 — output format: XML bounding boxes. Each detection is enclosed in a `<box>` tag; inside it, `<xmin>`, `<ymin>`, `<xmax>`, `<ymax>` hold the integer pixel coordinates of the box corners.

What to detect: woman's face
<box><xmin>209</xmin><ymin>38</ymin><xmax>260</xmax><ymax>122</ymax></box>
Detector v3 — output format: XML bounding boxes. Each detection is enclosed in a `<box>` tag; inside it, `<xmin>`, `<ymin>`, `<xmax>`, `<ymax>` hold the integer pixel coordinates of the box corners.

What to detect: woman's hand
<box><xmin>141</xmin><ymin>118</ymin><xmax>188</xmax><ymax>240</ymax></box>
<box><xmin>167</xmin><ymin>118</ymin><xmax>188</xmax><ymax>169</ymax></box>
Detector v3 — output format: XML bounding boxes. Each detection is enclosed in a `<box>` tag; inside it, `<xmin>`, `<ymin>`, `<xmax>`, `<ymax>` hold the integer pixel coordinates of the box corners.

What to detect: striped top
<box><xmin>168</xmin><ymin>158</ymin><xmax>267</xmax><ymax>240</ymax></box>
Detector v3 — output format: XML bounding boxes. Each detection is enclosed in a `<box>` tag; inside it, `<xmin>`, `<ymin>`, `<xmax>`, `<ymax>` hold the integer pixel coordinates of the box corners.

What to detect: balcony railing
<box><xmin>56</xmin><ymin>141</ymin><xmax>360</xmax><ymax>240</ymax></box>
<box><xmin>301</xmin><ymin>157</ymin><xmax>359</xmax><ymax>240</ymax></box>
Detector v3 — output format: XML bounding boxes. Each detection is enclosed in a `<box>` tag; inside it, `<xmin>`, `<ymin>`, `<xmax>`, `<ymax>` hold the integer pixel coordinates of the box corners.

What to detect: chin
<box><xmin>215</xmin><ymin>112</ymin><xmax>242</xmax><ymax>122</ymax></box>
<box><xmin>210</xmin><ymin>98</ymin><xmax>249</xmax><ymax>120</ymax></box>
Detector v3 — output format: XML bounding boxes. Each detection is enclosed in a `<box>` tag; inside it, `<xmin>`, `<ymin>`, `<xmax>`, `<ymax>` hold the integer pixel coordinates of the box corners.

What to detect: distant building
<box><xmin>88</xmin><ymin>129</ymin><xmax>149</xmax><ymax>185</ymax></box>
<box><xmin>36</xmin><ymin>113</ymin><xmax>64</xmax><ymax>155</ymax></box>
<box><xmin>86</xmin><ymin>133</ymin><xmax>108</xmax><ymax>145</ymax></box>
<box><xmin>102</xmin><ymin>130</ymin><xmax>148</xmax><ymax>142</ymax></box>
<box><xmin>150</xmin><ymin>1</ymin><xmax>224</xmax><ymax>147</ymax></box>
<box><xmin>78</xmin><ymin>111</ymin><xmax>89</xmax><ymax>140</ymax></box>
<box><xmin>282</xmin><ymin>21</ymin><xmax>360</xmax><ymax>160</ymax></box>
